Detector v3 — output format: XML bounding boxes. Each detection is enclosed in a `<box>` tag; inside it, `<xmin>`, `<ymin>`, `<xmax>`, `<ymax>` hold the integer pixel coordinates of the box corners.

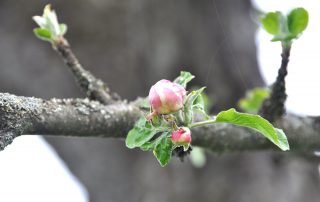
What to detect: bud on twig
<box><xmin>171</xmin><ymin>127</ymin><xmax>191</xmax><ymax>150</ymax></box>
<box><xmin>148</xmin><ymin>80</ymin><xmax>186</xmax><ymax>114</ymax></box>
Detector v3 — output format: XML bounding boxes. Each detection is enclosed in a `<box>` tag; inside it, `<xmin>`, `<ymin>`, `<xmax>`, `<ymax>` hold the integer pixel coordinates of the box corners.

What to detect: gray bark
<box><xmin>1</xmin><ymin>1</ymin><xmax>320</xmax><ymax>202</ymax></box>
<box><xmin>1</xmin><ymin>92</ymin><xmax>319</xmax><ymax>153</ymax></box>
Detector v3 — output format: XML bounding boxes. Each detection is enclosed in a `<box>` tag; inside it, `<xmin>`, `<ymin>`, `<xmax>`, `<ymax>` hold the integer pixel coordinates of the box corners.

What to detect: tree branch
<box><xmin>260</xmin><ymin>42</ymin><xmax>291</xmax><ymax>122</ymax></box>
<box><xmin>1</xmin><ymin>92</ymin><xmax>319</xmax><ymax>152</ymax></box>
<box><xmin>54</xmin><ymin>37</ymin><xmax>118</xmax><ymax>104</ymax></box>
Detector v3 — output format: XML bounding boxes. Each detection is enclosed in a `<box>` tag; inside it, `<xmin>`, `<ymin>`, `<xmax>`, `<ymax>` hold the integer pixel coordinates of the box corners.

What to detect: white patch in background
<box><xmin>0</xmin><ymin>136</ymin><xmax>88</xmax><ymax>202</ymax></box>
<box><xmin>253</xmin><ymin>0</ymin><xmax>320</xmax><ymax>116</ymax></box>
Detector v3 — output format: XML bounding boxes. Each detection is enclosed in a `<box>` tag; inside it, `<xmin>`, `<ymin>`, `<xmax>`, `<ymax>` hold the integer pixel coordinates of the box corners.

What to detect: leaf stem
<box><xmin>190</xmin><ymin>118</ymin><xmax>216</xmax><ymax>128</ymax></box>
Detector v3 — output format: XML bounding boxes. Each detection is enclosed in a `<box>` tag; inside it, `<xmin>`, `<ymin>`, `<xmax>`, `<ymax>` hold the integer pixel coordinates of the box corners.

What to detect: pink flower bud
<box><xmin>148</xmin><ymin>79</ymin><xmax>186</xmax><ymax>114</ymax></box>
<box><xmin>171</xmin><ymin>127</ymin><xmax>192</xmax><ymax>147</ymax></box>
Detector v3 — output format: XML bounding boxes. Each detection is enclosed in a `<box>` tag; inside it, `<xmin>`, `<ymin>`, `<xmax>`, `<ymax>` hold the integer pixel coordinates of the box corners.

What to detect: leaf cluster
<box><xmin>260</xmin><ymin>8</ymin><xmax>308</xmax><ymax>42</ymax></box>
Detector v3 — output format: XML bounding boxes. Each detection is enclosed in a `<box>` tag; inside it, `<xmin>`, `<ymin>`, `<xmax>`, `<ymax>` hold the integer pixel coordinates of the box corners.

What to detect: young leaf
<box><xmin>214</xmin><ymin>108</ymin><xmax>289</xmax><ymax>151</ymax></box>
<box><xmin>185</xmin><ymin>87</ymin><xmax>206</xmax><ymax>109</ymax></box>
<box><xmin>33</xmin><ymin>4</ymin><xmax>67</xmax><ymax>42</ymax></box>
<box><xmin>153</xmin><ymin>134</ymin><xmax>173</xmax><ymax>166</ymax></box>
<box><xmin>238</xmin><ymin>87</ymin><xmax>270</xmax><ymax>114</ymax></box>
<box><xmin>174</xmin><ymin>71</ymin><xmax>195</xmax><ymax>88</ymax></box>
<box><xmin>140</xmin><ymin>133</ymin><xmax>165</xmax><ymax>151</ymax></box>
<box><xmin>287</xmin><ymin>8</ymin><xmax>308</xmax><ymax>36</ymax></box>
<box><xmin>59</xmin><ymin>23</ymin><xmax>68</xmax><ymax>35</ymax></box>
<box><xmin>33</xmin><ymin>28</ymin><xmax>52</xmax><ymax>41</ymax></box>
<box><xmin>183</xmin><ymin>87</ymin><xmax>206</xmax><ymax>125</ymax></box>
<box><xmin>125</xmin><ymin>118</ymin><xmax>158</xmax><ymax>149</ymax></box>
<box><xmin>260</xmin><ymin>12</ymin><xmax>282</xmax><ymax>35</ymax></box>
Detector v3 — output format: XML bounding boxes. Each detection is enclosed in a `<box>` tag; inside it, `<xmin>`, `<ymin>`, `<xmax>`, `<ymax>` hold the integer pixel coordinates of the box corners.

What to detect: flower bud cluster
<box><xmin>149</xmin><ymin>79</ymin><xmax>192</xmax><ymax>148</ymax></box>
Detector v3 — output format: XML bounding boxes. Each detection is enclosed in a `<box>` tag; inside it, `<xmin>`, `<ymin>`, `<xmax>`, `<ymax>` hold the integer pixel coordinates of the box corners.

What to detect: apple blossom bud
<box><xmin>171</xmin><ymin>127</ymin><xmax>191</xmax><ymax>149</ymax></box>
<box><xmin>148</xmin><ymin>79</ymin><xmax>186</xmax><ymax>114</ymax></box>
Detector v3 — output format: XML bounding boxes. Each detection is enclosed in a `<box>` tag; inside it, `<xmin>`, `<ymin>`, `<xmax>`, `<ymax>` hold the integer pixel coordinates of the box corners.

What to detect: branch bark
<box><xmin>1</xmin><ymin>92</ymin><xmax>319</xmax><ymax>152</ymax></box>
<box><xmin>260</xmin><ymin>42</ymin><xmax>291</xmax><ymax>122</ymax></box>
<box><xmin>54</xmin><ymin>37</ymin><xmax>118</xmax><ymax>104</ymax></box>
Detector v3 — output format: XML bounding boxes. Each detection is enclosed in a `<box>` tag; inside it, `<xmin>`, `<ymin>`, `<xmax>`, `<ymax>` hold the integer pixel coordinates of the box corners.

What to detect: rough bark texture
<box><xmin>260</xmin><ymin>44</ymin><xmax>291</xmax><ymax>122</ymax></box>
<box><xmin>1</xmin><ymin>92</ymin><xmax>320</xmax><ymax>153</ymax></box>
<box><xmin>1</xmin><ymin>1</ymin><xmax>320</xmax><ymax>202</ymax></box>
<box><xmin>54</xmin><ymin>38</ymin><xmax>117</xmax><ymax>104</ymax></box>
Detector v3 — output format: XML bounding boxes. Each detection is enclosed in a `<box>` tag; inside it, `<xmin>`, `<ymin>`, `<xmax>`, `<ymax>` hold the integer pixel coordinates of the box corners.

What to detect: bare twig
<box><xmin>53</xmin><ymin>37</ymin><xmax>118</xmax><ymax>104</ymax></box>
<box><xmin>1</xmin><ymin>92</ymin><xmax>319</xmax><ymax>152</ymax></box>
<box><xmin>260</xmin><ymin>42</ymin><xmax>291</xmax><ymax>122</ymax></box>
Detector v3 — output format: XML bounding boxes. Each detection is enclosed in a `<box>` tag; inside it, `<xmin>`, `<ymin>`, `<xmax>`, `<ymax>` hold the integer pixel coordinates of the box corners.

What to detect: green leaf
<box><xmin>59</xmin><ymin>23</ymin><xmax>68</xmax><ymax>35</ymax></box>
<box><xmin>287</xmin><ymin>8</ymin><xmax>308</xmax><ymax>36</ymax></box>
<box><xmin>153</xmin><ymin>134</ymin><xmax>173</xmax><ymax>166</ymax></box>
<box><xmin>214</xmin><ymin>108</ymin><xmax>289</xmax><ymax>151</ymax></box>
<box><xmin>193</xmin><ymin>92</ymin><xmax>210</xmax><ymax>119</ymax></box>
<box><xmin>260</xmin><ymin>12</ymin><xmax>282</xmax><ymax>35</ymax></box>
<box><xmin>125</xmin><ymin>118</ymin><xmax>158</xmax><ymax>149</ymax></box>
<box><xmin>238</xmin><ymin>87</ymin><xmax>270</xmax><ymax>114</ymax></box>
<box><xmin>33</xmin><ymin>28</ymin><xmax>52</xmax><ymax>41</ymax></box>
<box><xmin>174</xmin><ymin>71</ymin><xmax>195</xmax><ymax>88</ymax></box>
<box><xmin>275</xmin><ymin>128</ymin><xmax>290</xmax><ymax>151</ymax></box>
<box><xmin>185</xmin><ymin>87</ymin><xmax>206</xmax><ymax>109</ymax></box>
<box><xmin>140</xmin><ymin>133</ymin><xmax>165</xmax><ymax>151</ymax></box>
<box><xmin>183</xmin><ymin>87</ymin><xmax>206</xmax><ymax>125</ymax></box>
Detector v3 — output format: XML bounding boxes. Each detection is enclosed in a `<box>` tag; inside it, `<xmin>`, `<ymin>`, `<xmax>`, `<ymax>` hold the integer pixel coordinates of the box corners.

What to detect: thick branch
<box><xmin>260</xmin><ymin>42</ymin><xmax>291</xmax><ymax>122</ymax></box>
<box><xmin>0</xmin><ymin>93</ymin><xmax>319</xmax><ymax>152</ymax></box>
<box><xmin>54</xmin><ymin>37</ymin><xmax>117</xmax><ymax>104</ymax></box>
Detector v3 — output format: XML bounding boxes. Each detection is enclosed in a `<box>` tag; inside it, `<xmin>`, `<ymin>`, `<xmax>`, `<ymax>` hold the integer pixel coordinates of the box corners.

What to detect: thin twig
<box><xmin>260</xmin><ymin>42</ymin><xmax>291</xmax><ymax>122</ymax></box>
<box><xmin>53</xmin><ymin>37</ymin><xmax>118</xmax><ymax>104</ymax></box>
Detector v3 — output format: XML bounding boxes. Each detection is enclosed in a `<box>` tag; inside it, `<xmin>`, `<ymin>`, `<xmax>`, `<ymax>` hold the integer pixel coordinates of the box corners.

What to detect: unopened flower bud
<box><xmin>148</xmin><ymin>79</ymin><xmax>186</xmax><ymax>114</ymax></box>
<box><xmin>171</xmin><ymin>127</ymin><xmax>191</xmax><ymax>150</ymax></box>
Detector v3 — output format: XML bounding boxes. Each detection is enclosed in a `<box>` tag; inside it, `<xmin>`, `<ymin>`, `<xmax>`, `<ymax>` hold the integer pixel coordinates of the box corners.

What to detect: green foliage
<box><xmin>126</xmin><ymin>118</ymin><xmax>173</xmax><ymax>166</ymax></box>
<box><xmin>214</xmin><ymin>109</ymin><xmax>289</xmax><ymax>151</ymax></box>
<box><xmin>260</xmin><ymin>7</ymin><xmax>308</xmax><ymax>42</ymax></box>
<box><xmin>174</xmin><ymin>71</ymin><xmax>195</xmax><ymax>88</ymax></box>
<box><xmin>238</xmin><ymin>87</ymin><xmax>270</xmax><ymax>114</ymax></box>
<box><xmin>126</xmin><ymin>71</ymin><xmax>289</xmax><ymax>167</ymax></box>
<box><xmin>33</xmin><ymin>4</ymin><xmax>67</xmax><ymax>42</ymax></box>
<box><xmin>125</xmin><ymin>118</ymin><xmax>159</xmax><ymax>149</ymax></box>
<box><xmin>287</xmin><ymin>8</ymin><xmax>309</xmax><ymax>36</ymax></box>
<box><xmin>183</xmin><ymin>87</ymin><xmax>206</xmax><ymax>125</ymax></box>
<box><xmin>260</xmin><ymin>12</ymin><xmax>282</xmax><ymax>35</ymax></box>
<box><xmin>33</xmin><ymin>28</ymin><xmax>52</xmax><ymax>41</ymax></box>
<box><xmin>153</xmin><ymin>134</ymin><xmax>173</xmax><ymax>166</ymax></box>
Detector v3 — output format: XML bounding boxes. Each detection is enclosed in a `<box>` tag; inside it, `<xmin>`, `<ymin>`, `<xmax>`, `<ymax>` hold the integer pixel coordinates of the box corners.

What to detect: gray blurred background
<box><xmin>0</xmin><ymin>0</ymin><xmax>319</xmax><ymax>201</ymax></box>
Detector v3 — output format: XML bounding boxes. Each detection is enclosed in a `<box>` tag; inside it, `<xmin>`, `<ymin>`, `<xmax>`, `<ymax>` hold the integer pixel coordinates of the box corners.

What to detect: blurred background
<box><xmin>0</xmin><ymin>0</ymin><xmax>320</xmax><ymax>201</ymax></box>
